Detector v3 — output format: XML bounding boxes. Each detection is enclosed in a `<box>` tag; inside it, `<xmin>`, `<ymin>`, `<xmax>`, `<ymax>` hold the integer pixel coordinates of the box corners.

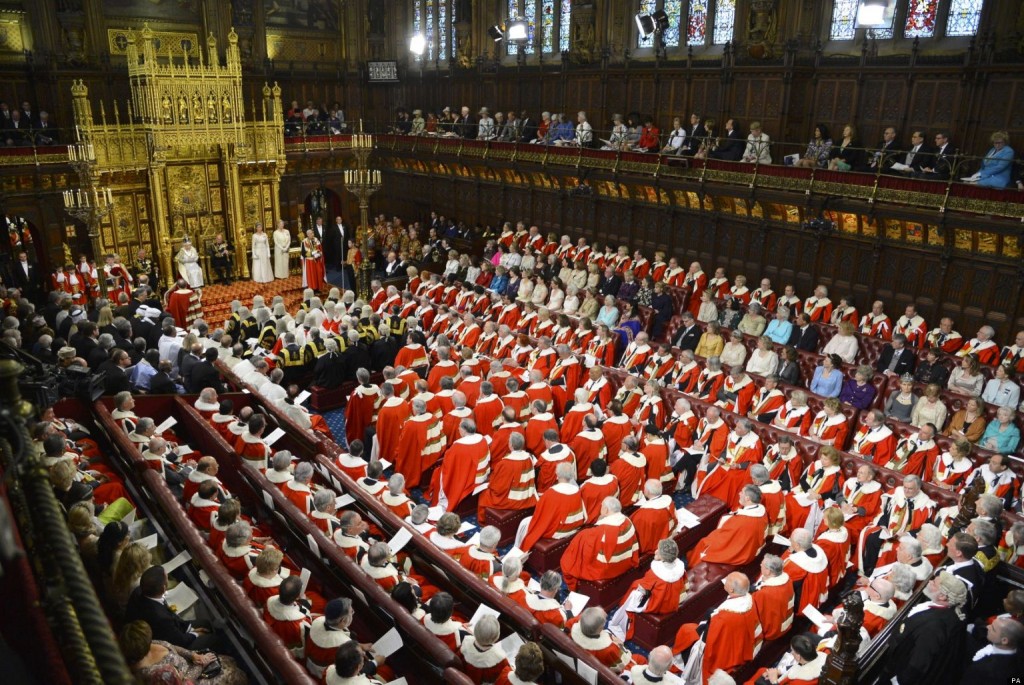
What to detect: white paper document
<box><xmin>176</xmin><ymin>444</ymin><xmax>194</xmax><ymax>456</ymax></box>
<box><xmin>772</xmin><ymin>534</ymin><xmax>791</xmax><ymax>547</ymax></box>
<box><xmin>527</xmin><ymin>578</ymin><xmax>541</xmax><ymax>593</ymax></box>
<box><xmin>263</xmin><ymin>427</ymin><xmax>286</xmax><ymax>447</ymax></box>
<box><xmin>262</xmin><ymin>490</ymin><xmax>275</xmax><ymax>510</ymax></box>
<box><xmin>165</xmin><ymin>583</ymin><xmax>199</xmax><ymax>614</ymax></box>
<box><xmin>499</xmin><ymin>632</ymin><xmax>525</xmax><ymax>661</ymax></box>
<box><xmin>427</xmin><ymin>505</ymin><xmax>445</xmax><ymax>522</ymax></box>
<box><xmin>388</xmin><ymin>527</ymin><xmax>414</xmax><ymax>556</ymax></box>
<box><xmin>334</xmin><ymin>494</ymin><xmax>355</xmax><ymax>509</ymax></box>
<box><xmin>372</xmin><ymin>627</ymin><xmax>404</xmax><ymax>658</ymax></box>
<box><xmin>138</xmin><ymin>534</ymin><xmax>159</xmax><ymax>550</ymax></box>
<box><xmin>469</xmin><ymin>603</ymin><xmax>501</xmax><ymax>627</ymax></box>
<box><xmin>466</xmin><ymin>532</ymin><xmax>481</xmax><ymax>547</ymax></box>
<box><xmin>566</xmin><ymin>592</ymin><xmax>590</xmax><ymax>616</ymax></box>
<box><xmin>162</xmin><ymin>550</ymin><xmax>192</xmax><ymax>574</ymax></box>
<box><xmin>155</xmin><ymin>416</ymin><xmax>178</xmax><ymax>434</ymax></box>
<box><xmin>122</xmin><ymin>508</ymin><xmax>136</xmax><ymax>527</ymax></box>
<box><xmin>295</xmin><ymin>390</ymin><xmax>311</xmax><ymax>405</ymax></box>
<box><xmin>576</xmin><ymin>659</ymin><xmax>599</xmax><ymax>685</ymax></box>
<box><xmin>802</xmin><ymin>603</ymin><xmax>828</xmax><ymax>628</ymax></box>
<box><xmin>676</xmin><ymin>507</ymin><xmax>701</xmax><ymax>529</ymax></box>
<box><xmin>306</xmin><ymin>533</ymin><xmax>321</xmax><ymax>559</ymax></box>
<box><xmin>299</xmin><ymin>567</ymin><xmax>312</xmax><ymax>595</ymax></box>
<box><xmin>458</xmin><ymin>521</ymin><xmax>477</xmax><ymax>535</ymax></box>
<box><xmin>502</xmin><ymin>546</ymin><xmax>526</xmax><ymax>563</ymax></box>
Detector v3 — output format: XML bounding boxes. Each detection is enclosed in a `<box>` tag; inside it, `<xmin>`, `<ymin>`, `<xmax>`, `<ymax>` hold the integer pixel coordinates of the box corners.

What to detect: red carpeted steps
<box><xmin>197</xmin><ymin>275</ymin><xmax>306</xmax><ymax>327</ymax></box>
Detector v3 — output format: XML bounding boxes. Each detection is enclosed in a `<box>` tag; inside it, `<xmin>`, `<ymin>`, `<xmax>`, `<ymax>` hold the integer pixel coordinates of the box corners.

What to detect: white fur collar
<box><xmin>247</xmin><ymin>567</ymin><xmax>288</xmax><ymax>588</ymax></box>
<box><xmin>265</xmin><ymin>596</ymin><xmax>309</xmax><ymax>622</ymax></box>
<box><xmin>787</xmin><ymin>546</ymin><xmax>829</xmax><ymax>574</ymax></box>
<box><xmin>651</xmin><ymin>558</ymin><xmax>686</xmax><ymax>583</ymax></box>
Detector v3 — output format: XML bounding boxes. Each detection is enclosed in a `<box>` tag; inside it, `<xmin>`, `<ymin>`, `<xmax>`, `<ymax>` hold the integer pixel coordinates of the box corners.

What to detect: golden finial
<box><xmin>70</xmin><ymin>80</ymin><xmax>88</xmax><ymax>98</ymax></box>
<box><xmin>141</xmin><ymin>23</ymin><xmax>153</xmax><ymax>40</ymax></box>
<box><xmin>207</xmin><ymin>33</ymin><xmax>217</xmax><ymax>47</ymax></box>
<box><xmin>262</xmin><ymin>83</ymin><xmax>271</xmax><ymax>98</ymax></box>
<box><xmin>227</xmin><ymin>27</ymin><xmax>238</xmax><ymax>45</ymax></box>
<box><xmin>271</xmin><ymin>82</ymin><xmax>281</xmax><ymax>98</ymax></box>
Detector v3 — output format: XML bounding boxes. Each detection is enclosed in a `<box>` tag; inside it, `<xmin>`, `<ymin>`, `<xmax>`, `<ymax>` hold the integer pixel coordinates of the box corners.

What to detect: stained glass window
<box><xmin>712</xmin><ymin>0</ymin><xmax>735</xmax><ymax>44</ymax></box>
<box><xmin>413</xmin><ymin>0</ymin><xmax>422</xmax><ymax>61</ymax></box>
<box><xmin>830</xmin><ymin>0</ymin><xmax>858</xmax><ymax>40</ymax></box>
<box><xmin>410</xmin><ymin>1</ymin><xmax>455</xmax><ymax>64</ymax></box>
<box><xmin>507</xmin><ymin>1</ymin><xmax>570</xmax><ymax>55</ymax></box>
<box><xmin>559</xmin><ymin>0</ymin><xmax>572</xmax><ymax>52</ymax></box>
<box><xmin>438</xmin><ymin>0</ymin><xmax>448</xmax><ymax>62</ymax></box>
<box><xmin>540</xmin><ymin>0</ymin><xmax>555</xmax><ymax>53</ymax></box>
<box><xmin>687</xmin><ymin>1</ymin><xmax>708</xmax><ymax>45</ymax></box>
<box><xmin>904</xmin><ymin>0</ymin><xmax>939</xmax><ymax>38</ymax></box>
<box><xmin>946</xmin><ymin>0</ymin><xmax>984</xmax><ymax>37</ymax></box>
<box><xmin>426</xmin><ymin>0</ymin><xmax>435</xmax><ymax>61</ymax></box>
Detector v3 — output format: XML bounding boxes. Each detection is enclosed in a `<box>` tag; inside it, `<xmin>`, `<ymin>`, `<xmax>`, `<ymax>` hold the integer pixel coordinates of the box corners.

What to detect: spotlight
<box><xmin>507</xmin><ymin>19</ymin><xmax>528</xmax><ymax>42</ymax></box>
<box><xmin>635</xmin><ymin>13</ymin><xmax>655</xmax><ymax>38</ymax></box>
<box><xmin>487</xmin><ymin>25</ymin><xmax>504</xmax><ymax>42</ymax></box>
<box><xmin>652</xmin><ymin>10</ymin><xmax>670</xmax><ymax>33</ymax></box>
<box><xmin>409</xmin><ymin>33</ymin><xmax>426</xmax><ymax>56</ymax></box>
<box><xmin>855</xmin><ymin>0</ymin><xmax>893</xmax><ymax>28</ymax></box>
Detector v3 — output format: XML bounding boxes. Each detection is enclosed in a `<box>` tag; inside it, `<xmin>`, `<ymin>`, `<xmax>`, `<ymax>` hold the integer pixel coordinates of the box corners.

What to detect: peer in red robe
<box><xmin>609</xmin><ymin>445</ymin><xmax>647</xmax><ymax>507</ymax></box>
<box><xmin>375</xmin><ymin>394</ymin><xmax>411</xmax><ymax>462</ymax></box>
<box><xmin>535</xmin><ymin>440</ymin><xmax>575</xmax><ymax>494</ymax></box>
<box><xmin>751</xmin><ymin>566</ymin><xmax>795</xmax><ymax>641</ymax></box>
<box><xmin>782</xmin><ymin>539</ymin><xmax>831</xmax><ymax>614</ymax></box>
<box><xmin>601</xmin><ymin>412</ymin><xmax>634</xmax><ymax>464</ymax></box>
<box><xmin>629</xmin><ymin>489</ymin><xmax>677</xmax><ymax>555</ymax></box>
<box><xmin>473</xmin><ymin>391</ymin><xmax>505</xmax><ymax>437</ymax></box>
<box><xmin>488</xmin><ymin>416</ymin><xmax>524</xmax><ymax>464</ymax></box>
<box><xmin>569</xmin><ymin>422</ymin><xmax>607</xmax><ymax>477</ymax></box>
<box><xmin>688</xmin><ymin>493</ymin><xmax>768</xmax><ymax>567</ymax></box>
<box><xmin>517</xmin><ymin>479</ymin><xmax>587</xmax><ymax>551</ymax></box>
<box><xmin>610</xmin><ymin>549</ymin><xmax>688</xmax><ymax>640</ymax></box>
<box><xmin>477</xmin><ymin>447</ymin><xmax>537</xmax><ymax>524</ymax></box>
<box><xmin>427</xmin><ymin>358</ymin><xmax>460</xmax><ymax>392</ymax></box>
<box><xmin>166</xmin><ymin>281</ymin><xmax>202</xmax><ymax>327</ymax></box>
<box><xmin>673</xmin><ymin>577</ymin><xmax>762</xmax><ymax>685</ymax></box>
<box><xmin>561</xmin><ymin>506</ymin><xmax>640</xmax><ymax>590</ymax></box>
<box><xmin>524</xmin><ymin>408</ymin><xmax>559</xmax><ymax>456</ymax></box>
<box><xmin>695</xmin><ymin>428</ymin><xmax>763</xmax><ymax>509</ymax></box>
<box><xmin>344</xmin><ymin>381</ymin><xmax>381</xmax><ymax>445</ymax></box>
<box><xmin>426</xmin><ymin>427</ymin><xmax>490</xmax><ymax>512</ymax></box>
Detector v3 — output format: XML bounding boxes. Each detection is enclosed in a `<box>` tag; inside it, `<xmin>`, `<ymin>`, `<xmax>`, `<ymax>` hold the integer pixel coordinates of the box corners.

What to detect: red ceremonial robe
<box><xmin>477</xmin><ymin>450</ymin><xmax>537</xmax><ymax>523</ymax></box>
<box><xmin>520</xmin><ymin>482</ymin><xmax>586</xmax><ymax>551</ymax></box>
<box><xmin>569</xmin><ymin>428</ymin><xmax>607</xmax><ymax>478</ymax></box>
<box><xmin>579</xmin><ymin>474</ymin><xmax>619</xmax><ymax>523</ymax></box>
<box><xmin>619</xmin><ymin>558</ymin><xmax>688</xmax><ymax>639</ymax></box>
<box><xmin>376</xmin><ymin>397</ymin><xmax>412</xmax><ymax>462</ymax></box>
<box><xmin>783</xmin><ymin>545</ymin><xmax>830</xmax><ymax>613</ymax></box>
<box><xmin>428</xmin><ymin>433</ymin><xmax>490</xmax><ymax>511</ymax></box>
<box><xmin>609</xmin><ymin>451</ymin><xmax>647</xmax><ymax>507</ymax></box>
<box><xmin>601</xmin><ymin>415</ymin><xmax>634</xmax><ymax>464</ymax></box>
<box><xmin>344</xmin><ymin>384</ymin><xmax>381</xmax><ymax>445</ymax></box>
<box><xmin>751</xmin><ymin>572</ymin><xmax>795</xmax><ymax>641</ymax></box>
<box><xmin>687</xmin><ymin>504</ymin><xmax>768</xmax><ymax>567</ymax></box>
<box><xmin>629</xmin><ymin>495</ymin><xmax>677</xmax><ymax>555</ymax></box>
<box><xmin>674</xmin><ymin>593</ymin><xmax>762</xmax><ymax>685</ymax></box>
<box><xmin>524</xmin><ymin>413</ymin><xmax>559</xmax><ymax>456</ymax></box>
<box><xmin>561</xmin><ymin>512</ymin><xmax>640</xmax><ymax>590</ymax></box>
<box><xmin>536</xmin><ymin>443</ymin><xmax>575</xmax><ymax>494</ymax></box>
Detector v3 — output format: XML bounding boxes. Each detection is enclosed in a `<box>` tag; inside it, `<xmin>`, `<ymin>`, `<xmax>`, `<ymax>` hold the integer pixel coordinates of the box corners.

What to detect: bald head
<box><xmin>724</xmin><ymin>572</ymin><xmax>750</xmax><ymax>596</ymax></box>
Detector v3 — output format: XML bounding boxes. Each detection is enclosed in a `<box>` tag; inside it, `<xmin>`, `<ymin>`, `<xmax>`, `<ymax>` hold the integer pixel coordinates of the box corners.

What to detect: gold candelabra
<box><xmin>343</xmin><ymin>130</ymin><xmax>381</xmax><ymax>300</ymax></box>
<box><xmin>63</xmin><ymin>139</ymin><xmax>114</xmax><ymax>297</ymax></box>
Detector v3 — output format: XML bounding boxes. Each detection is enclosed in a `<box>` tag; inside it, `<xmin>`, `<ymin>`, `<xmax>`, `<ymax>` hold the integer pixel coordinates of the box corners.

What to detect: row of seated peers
<box><xmin>327</xmin><ymin>232</ymin><xmax>1024</xmax><ymax>679</ymax></box>
<box><xmin>127</xmin><ymin>364</ymin><xmax>603</xmax><ymax>685</ymax></box>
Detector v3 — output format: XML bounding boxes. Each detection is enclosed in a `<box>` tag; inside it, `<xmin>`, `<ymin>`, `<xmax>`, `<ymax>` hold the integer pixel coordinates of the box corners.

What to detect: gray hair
<box><xmin>294</xmin><ymin>462</ymin><xmax>314</xmax><ymax>483</ymax></box>
<box><xmin>749</xmin><ymin>464</ymin><xmax>770</xmax><ymax>485</ymax></box>
<box><xmin>388</xmin><ymin>473</ymin><xmax>405</xmax><ymax>495</ymax></box>
<box><xmin>971</xmin><ymin>518</ymin><xmax>999</xmax><ymax>546</ymax></box>
<box><xmin>539</xmin><ymin>570</ymin><xmax>562</xmax><ymax>593</ymax></box>
<box><xmin>272</xmin><ymin>453</ymin><xmax>292</xmax><ymax>471</ymax></box>
<box><xmin>313</xmin><ymin>489</ymin><xmax>335</xmax><ymax>512</ymax></box>
<box><xmin>790</xmin><ymin>528</ymin><xmax>812</xmax><ymax>551</ymax></box>
<box><xmin>225</xmin><ymin>521</ymin><xmax>252</xmax><ymax>547</ymax></box>
<box><xmin>657</xmin><ymin>539</ymin><xmax>679</xmax><ymax>563</ymax></box>
<box><xmin>762</xmin><ymin>554</ymin><xmax>784</xmax><ymax>576</ymax></box>
<box><xmin>555</xmin><ymin>462</ymin><xmax>576</xmax><ymax>482</ymax></box>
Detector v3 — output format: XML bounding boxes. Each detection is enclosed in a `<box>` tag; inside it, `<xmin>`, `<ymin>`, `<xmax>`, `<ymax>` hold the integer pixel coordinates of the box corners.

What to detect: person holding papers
<box><xmin>687</xmin><ymin>485</ymin><xmax>769</xmax><ymax>567</ymax></box>
<box><xmin>494</xmin><ymin>641</ymin><xmax>545</xmax><ymax>685</ymax></box>
<box><xmin>560</xmin><ymin>496</ymin><xmax>640</xmax><ymax>591</ymax></box>
<box><xmin>610</xmin><ymin>539</ymin><xmax>688</xmax><ymax>641</ymax></box>
<box><xmin>523</xmin><ymin>571</ymin><xmax>574</xmax><ymax>628</ymax></box>
<box><xmin>783</xmin><ymin>446</ymin><xmax>842</xmax><ymax>534</ymax></box>
<box><xmin>124</xmin><ymin>566</ymin><xmax>222</xmax><ymax>652</ymax></box>
<box><xmin>322</xmin><ymin>640</ymin><xmax>395</xmax><ymax>685</ymax></box>
<box><xmin>569</xmin><ymin>606</ymin><xmax>645</xmax><ymax>673</ymax></box>
<box><xmin>422</xmin><ymin>592</ymin><xmax>469</xmax><ymax>652</ymax></box>
<box><xmin>263</xmin><ymin>576</ymin><xmax>313</xmax><ymax>655</ymax></box>
<box><xmin>244</xmin><ymin>547</ymin><xmax>325</xmax><ymax>614</ymax></box>
<box><xmin>234</xmin><ymin>414</ymin><xmax>273</xmax><ymax>471</ymax></box>
<box><xmin>460</xmin><ymin>526</ymin><xmax>503</xmax><ymax>580</ymax></box>
<box><xmin>305</xmin><ymin>597</ymin><xmax>387</xmax><ymax>680</ymax></box>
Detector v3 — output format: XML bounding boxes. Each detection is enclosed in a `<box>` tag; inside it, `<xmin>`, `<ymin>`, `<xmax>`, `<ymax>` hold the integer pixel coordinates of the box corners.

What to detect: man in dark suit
<box><xmin>455</xmin><ymin>105</ymin><xmax>477</xmax><ymax>139</ymax></box>
<box><xmin>708</xmin><ymin>118</ymin><xmax>745</xmax><ymax>161</ymax></box>
<box><xmin>864</xmin><ymin>126</ymin><xmax>901</xmax><ymax>173</ymax></box>
<box><xmin>71</xmin><ymin>321</ymin><xmax>99</xmax><ymax>361</ymax></box>
<box><xmin>35</xmin><ymin>111</ymin><xmax>58</xmax><ymax>144</ymax></box>
<box><xmin>875</xmin><ymin>334</ymin><xmax>917</xmax><ymax>377</ymax></box>
<box><xmin>10</xmin><ymin>251</ymin><xmax>41</xmax><ymax>301</ymax></box>
<box><xmin>341</xmin><ymin>332</ymin><xmax>372</xmax><ymax>382</ymax></box>
<box><xmin>188</xmin><ymin>348</ymin><xmax>225</xmax><ymax>394</ymax></box>
<box><xmin>313</xmin><ymin>216</ymin><xmax>332</xmax><ymax>266</ymax></box>
<box><xmin>916</xmin><ymin>131</ymin><xmax>957</xmax><ymax>180</ymax></box>
<box><xmin>150</xmin><ymin>359</ymin><xmax>182</xmax><ymax>394</ymax></box>
<box><xmin>787</xmin><ymin>313</ymin><xmax>820</xmax><ymax>352</ymax></box>
<box><xmin>673</xmin><ymin>313</ymin><xmax>702</xmax><ymax>352</ymax></box>
<box><xmin>97</xmin><ymin>349</ymin><xmax>132</xmax><ymax>394</ymax></box>
<box><xmin>896</xmin><ymin>130</ymin><xmax>935</xmax><ymax>175</ymax></box>
<box><xmin>179</xmin><ymin>343</ymin><xmax>203</xmax><ymax>390</ymax></box>
<box><xmin>333</xmin><ymin>215</ymin><xmax>347</xmax><ymax>267</ymax></box>
<box><xmin>947</xmin><ymin>532</ymin><xmax>985</xmax><ymax>612</ymax></box>
<box><xmin>597</xmin><ymin>267</ymin><xmax>622</xmax><ymax>299</ymax></box>
<box><xmin>681</xmin><ymin>113</ymin><xmax>705</xmax><ymax>157</ymax></box>
<box><xmin>885</xmin><ymin>572</ymin><xmax>968</xmax><ymax>684</ymax></box>
<box><xmin>960</xmin><ymin>616</ymin><xmax>1023</xmax><ymax>683</ymax></box>
<box><xmin>125</xmin><ymin>566</ymin><xmax>221</xmax><ymax>650</ymax></box>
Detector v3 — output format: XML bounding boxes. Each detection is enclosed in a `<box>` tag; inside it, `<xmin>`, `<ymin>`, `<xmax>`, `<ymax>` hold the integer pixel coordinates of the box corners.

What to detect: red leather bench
<box><xmin>482</xmin><ymin>506</ymin><xmax>535</xmax><ymax>547</ymax></box>
<box><xmin>309</xmin><ymin>383</ymin><xmax>349</xmax><ymax>412</ymax></box>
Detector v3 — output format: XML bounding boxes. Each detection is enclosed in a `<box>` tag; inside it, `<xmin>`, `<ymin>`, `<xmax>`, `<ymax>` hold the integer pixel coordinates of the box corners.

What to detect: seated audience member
<box><xmin>421</xmin><ymin>591</ymin><xmax>468</xmax><ymax>652</ymax></box>
<box><xmin>944</xmin><ymin>396</ymin><xmax>988</xmax><ymax>443</ymax></box>
<box><xmin>688</xmin><ymin>485</ymin><xmax>769</xmax><ymax>567</ymax></box>
<box><xmin>810</xmin><ymin>354</ymin><xmax>844</xmax><ymax>398</ymax></box>
<box><xmin>460</xmin><ymin>615</ymin><xmax>511</xmax><ymax>684</ymax></box>
<box><xmin>118</xmin><ymin>620</ymin><xmax>245</xmax><ymax>684</ymax></box>
<box><xmin>973</xmin><ymin>130</ymin><xmax>1015</xmax><ymax>189</ymax></box>
<box><xmin>884</xmin><ymin>374</ymin><xmax>918</xmax><ymax>423</ymax></box>
<box><xmin>910</xmin><ymin>383</ymin><xmax>948</xmax><ymax>429</ymax></box>
<box><xmin>124</xmin><ymin>566</ymin><xmax>222</xmax><ymax>651</ymax></box>
<box><xmin>673</xmin><ymin>572</ymin><xmax>761</xmax><ymax>684</ymax></box>
<box><xmin>749</xmin><ymin>634</ymin><xmax>827</xmax><ymax>685</ymax></box>
<box><xmin>741</xmin><ymin>121</ymin><xmax>772</xmax><ymax>164</ymax></box>
<box><xmin>560</xmin><ymin>496</ymin><xmax>639</xmax><ymax>590</ymax></box>
<box><xmin>751</xmin><ymin>554</ymin><xmax>795</xmax><ymax>642</ymax></box>
<box><xmin>979</xmin><ymin>406</ymin><xmax>1021</xmax><ymax>455</ymax></box>
<box><xmin>782</xmin><ymin>528</ymin><xmax>830</xmax><ymax>614</ymax></box>
<box><xmin>610</xmin><ymin>538</ymin><xmax>688</xmax><ymax>640</ymax></box>
<box><xmin>569</xmin><ymin>607</ymin><xmax>643</xmax><ymax>674</ymax></box>
<box><xmin>948</xmin><ymin>354</ymin><xmax>986</xmax><ymax>396</ymax></box>
<box><xmin>981</xmin><ymin>364</ymin><xmax>1021</xmax><ymax>408</ymax></box>
<box><xmin>839</xmin><ymin>365</ymin><xmax>878</xmax><ymax>410</ymax></box>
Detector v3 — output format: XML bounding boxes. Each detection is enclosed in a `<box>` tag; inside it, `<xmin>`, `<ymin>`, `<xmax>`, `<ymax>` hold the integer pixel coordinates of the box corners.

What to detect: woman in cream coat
<box><xmin>273</xmin><ymin>220</ymin><xmax>291</xmax><ymax>279</ymax></box>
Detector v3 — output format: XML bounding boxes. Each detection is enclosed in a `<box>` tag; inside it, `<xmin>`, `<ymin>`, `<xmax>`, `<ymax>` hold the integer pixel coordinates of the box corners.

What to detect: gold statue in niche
<box><xmin>161</xmin><ymin>95</ymin><xmax>173</xmax><ymax>122</ymax></box>
<box><xmin>191</xmin><ymin>93</ymin><xmax>205</xmax><ymax>123</ymax></box>
<box><xmin>221</xmin><ymin>95</ymin><xmax>232</xmax><ymax>123</ymax></box>
<box><xmin>177</xmin><ymin>95</ymin><xmax>189</xmax><ymax>123</ymax></box>
<box><xmin>206</xmin><ymin>94</ymin><xmax>218</xmax><ymax>123</ymax></box>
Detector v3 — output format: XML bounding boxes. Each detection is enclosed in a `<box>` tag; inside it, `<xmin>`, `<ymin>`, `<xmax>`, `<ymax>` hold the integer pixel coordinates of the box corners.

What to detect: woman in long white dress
<box><xmin>175</xmin><ymin>237</ymin><xmax>204</xmax><ymax>288</ymax></box>
<box><xmin>251</xmin><ymin>223</ymin><xmax>274</xmax><ymax>283</ymax></box>
<box><xmin>272</xmin><ymin>219</ymin><xmax>291</xmax><ymax>280</ymax></box>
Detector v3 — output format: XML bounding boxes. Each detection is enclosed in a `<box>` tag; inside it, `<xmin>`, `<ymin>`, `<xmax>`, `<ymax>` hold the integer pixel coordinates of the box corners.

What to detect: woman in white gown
<box><xmin>272</xmin><ymin>219</ymin><xmax>291</xmax><ymax>280</ymax></box>
<box><xmin>251</xmin><ymin>223</ymin><xmax>274</xmax><ymax>283</ymax></box>
<box><xmin>175</xmin><ymin>237</ymin><xmax>204</xmax><ymax>288</ymax></box>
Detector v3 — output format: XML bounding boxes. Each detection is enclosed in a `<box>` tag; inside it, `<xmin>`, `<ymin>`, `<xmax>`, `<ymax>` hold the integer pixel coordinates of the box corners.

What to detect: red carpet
<box><xmin>198</xmin><ymin>275</ymin><xmax>306</xmax><ymax>327</ymax></box>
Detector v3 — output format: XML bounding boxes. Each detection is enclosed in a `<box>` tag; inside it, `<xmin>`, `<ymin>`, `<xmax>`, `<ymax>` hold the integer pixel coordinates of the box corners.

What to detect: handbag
<box><xmin>198</xmin><ymin>653</ymin><xmax>222</xmax><ymax>679</ymax></box>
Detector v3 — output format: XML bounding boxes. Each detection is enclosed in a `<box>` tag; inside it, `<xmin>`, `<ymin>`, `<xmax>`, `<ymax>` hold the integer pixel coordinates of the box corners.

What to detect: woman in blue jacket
<box><xmin>976</xmin><ymin>130</ymin><xmax>1015</xmax><ymax>188</ymax></box>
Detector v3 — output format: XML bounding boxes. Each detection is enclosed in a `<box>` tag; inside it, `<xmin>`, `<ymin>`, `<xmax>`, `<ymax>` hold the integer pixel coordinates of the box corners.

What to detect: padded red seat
<box><xmin>310</xmin><ymin>384</ymin><xmax>347</xmax><ymax>412</ymax></box>
<box><xmin>483</xmin><ymin>507</ymin><xmax>535</xmax><ymax>547</ymax></box>
<box><xmin>525</xmin><ymin>535</ymin><xmax>575</xmax><ymax>575</ymax></box>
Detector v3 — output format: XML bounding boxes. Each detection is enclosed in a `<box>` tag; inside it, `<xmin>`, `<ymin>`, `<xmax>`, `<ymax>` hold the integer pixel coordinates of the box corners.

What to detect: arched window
<box><xmin>506</xmin><ymin>0</ymin><xmax>572</xmax><ymax>55</ymax></box>
<box><xmin>411</xmin><ymin>0</ymin><xmax>456</xmax><ymax>63</ymax></box>
<box><xmin>829</xmin><ymin>0</ymin><xmax>985</xmax><ymax>41</ymax></box>
<box><xmin>639</xmin><ymin>1</ymin><xmax>734</xmax><ymax>48</ymax></box>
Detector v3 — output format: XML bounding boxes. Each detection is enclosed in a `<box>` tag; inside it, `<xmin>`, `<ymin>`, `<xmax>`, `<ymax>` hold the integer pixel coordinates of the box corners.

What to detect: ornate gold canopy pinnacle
<box><xmin>227</xmin><ymin>27</ymin><xmax>238</xmax><ymax>45</ymax></box>
<box><xmin>262</xmin><ymin>83</ymin><xmax>271</xmax><ymax>98</ymax></box>
<box><xmin>70</xmin><ymin>80</ymin><xmax>88</xmax><ymax>98</ymax></box>
<box><xmin>271</xmin><ymin>82</ymin><xmax>281</xmax><ymax>98</ymax></box>
<box><xmin>140</xmin><ymin>22</ymin><xmax>153</xmax><ymax>40</ymax></box>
